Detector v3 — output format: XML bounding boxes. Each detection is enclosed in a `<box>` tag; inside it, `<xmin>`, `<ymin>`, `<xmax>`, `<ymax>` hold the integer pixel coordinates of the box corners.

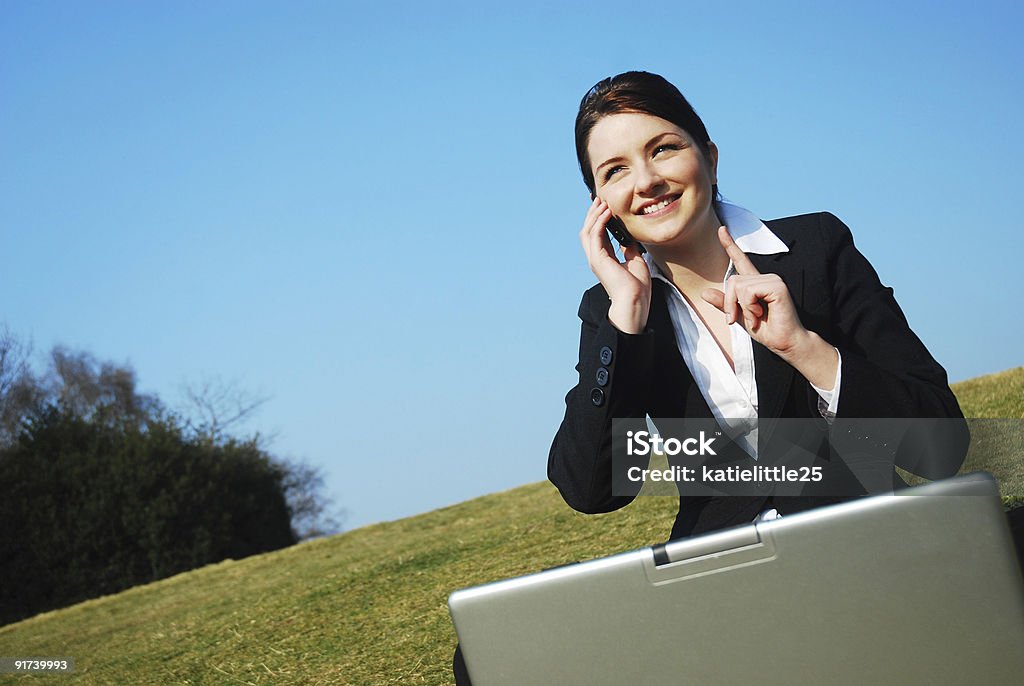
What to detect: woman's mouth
<box><xmin>636</xmin><ymin>194</ymin><xmax>680</xmax><ymax>217</ymax></box>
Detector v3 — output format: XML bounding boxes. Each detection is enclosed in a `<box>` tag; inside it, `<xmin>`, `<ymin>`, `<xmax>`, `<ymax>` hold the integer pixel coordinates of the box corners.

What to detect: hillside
<box><xmin>953</xmin><ymin>366</ymin><xmax>1024</xmax><ymax>418</ymax></box>
<box><xmin>1</xmin><ymin>367</ymin><xmax>1021</xmax><ymax>685</ymax></box>
<box><xmin>945</xmin><ymin>366</ymin><xmax>1023</xmax><ymax>497</ymax></box>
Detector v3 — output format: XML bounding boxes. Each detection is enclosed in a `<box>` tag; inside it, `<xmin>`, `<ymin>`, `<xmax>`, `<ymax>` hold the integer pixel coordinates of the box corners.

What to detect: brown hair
<box><xmin>575</xmin><ymin>71</ymin><xmax>716</xmax><ymax>196</ymax></box>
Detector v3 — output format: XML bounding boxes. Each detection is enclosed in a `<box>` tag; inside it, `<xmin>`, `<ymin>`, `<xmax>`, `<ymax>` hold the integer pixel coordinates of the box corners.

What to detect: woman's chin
<box><xmin>632</xmin><ymin>224</ymin><xmax>689</xmax><ymax>248</ymax></box>
<box><xmin>637</xmin><ymin>214</ymin><xmax>719</xmax><ymax>249</ymax></box>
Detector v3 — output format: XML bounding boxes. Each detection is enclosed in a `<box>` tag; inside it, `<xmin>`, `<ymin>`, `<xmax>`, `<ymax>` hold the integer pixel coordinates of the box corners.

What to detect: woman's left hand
<box><xmin>700</xmin><ymin>226</ymin><xmax>806</xmax><ymax>357</ymax></box>
<box><xmin>701</xmin><ymin>227</ymin><xmax>839</xmax><ymax>391</ymax></box>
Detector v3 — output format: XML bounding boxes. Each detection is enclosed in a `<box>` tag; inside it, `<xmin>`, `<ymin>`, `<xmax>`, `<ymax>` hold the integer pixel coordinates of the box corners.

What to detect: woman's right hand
<box><xmin>579</xmin><ymin>197</ymin><xmax>652</xmax><ymax>334</ymax></box>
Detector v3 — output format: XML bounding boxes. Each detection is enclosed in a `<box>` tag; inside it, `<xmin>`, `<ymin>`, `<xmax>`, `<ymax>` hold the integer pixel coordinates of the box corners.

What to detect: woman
<box><xmin>454</xmin><ymin>70</ymin><xmax>966</xmax><ymax>685</ymax></box>
<box><xmin>547</xmin><ymin>70</ymin><xmax>966</xmax><ymax>541</ymax></box>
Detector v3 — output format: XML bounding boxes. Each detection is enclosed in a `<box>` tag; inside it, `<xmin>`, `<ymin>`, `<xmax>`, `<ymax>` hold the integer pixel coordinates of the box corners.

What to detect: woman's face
<box><xmin>587</xmin><ymin>112</ymin><xmax>719</xmax><ymax>249</ymax></box>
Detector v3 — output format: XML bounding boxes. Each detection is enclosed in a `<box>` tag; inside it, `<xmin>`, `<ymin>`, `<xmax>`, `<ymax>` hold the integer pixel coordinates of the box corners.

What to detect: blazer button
<box><xmin>590</xmin><ymin>388</ymin><xmax>605</xmax><ymax>406</ymax></box>
<box><xmin>596</xmin><ymin>367</ymin><xmax>609</xmax><ymax>387</ymax></box>
<box><xmin>599</xmin><ymin>346</ymin><xmax>613</xmax><ymax>365</ymax></box>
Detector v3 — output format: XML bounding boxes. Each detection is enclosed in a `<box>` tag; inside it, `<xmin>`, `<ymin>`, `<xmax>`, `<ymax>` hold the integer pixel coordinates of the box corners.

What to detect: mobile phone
<box><xmin>593</xmin><ymin>195</ymin><xmax>646</xmax><ymax>254</ymax></box>
<box><xmin>606</xmin><ymin>214</ymin><xmax>644</xmax><ymax>251</ymax></box>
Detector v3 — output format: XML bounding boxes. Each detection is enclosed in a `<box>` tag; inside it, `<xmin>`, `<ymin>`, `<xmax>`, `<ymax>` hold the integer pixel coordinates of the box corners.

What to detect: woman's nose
<box><xmin>633</xmin><ymin>163</ymin><xmax>664</xmax><ymax>194</ymax></box>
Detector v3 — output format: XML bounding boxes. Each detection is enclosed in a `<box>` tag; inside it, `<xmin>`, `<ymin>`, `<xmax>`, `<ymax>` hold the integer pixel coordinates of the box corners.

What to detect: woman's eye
<box><xmin>654</xmin><ymin>144</ymin><xmax>679</xmax><ymax>156</ymax></box>
<box><xmin>604</xmin><ymin>166</ymin><xmax>623</xmax><ymax>181</ymax></box>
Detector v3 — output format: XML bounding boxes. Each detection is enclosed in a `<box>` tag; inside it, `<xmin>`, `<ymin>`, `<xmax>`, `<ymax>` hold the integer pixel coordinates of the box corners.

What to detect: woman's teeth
<box><xmin>641</xmin><ymin>198</ymin><xmax>675</xmax><ymax>215</ymax></box>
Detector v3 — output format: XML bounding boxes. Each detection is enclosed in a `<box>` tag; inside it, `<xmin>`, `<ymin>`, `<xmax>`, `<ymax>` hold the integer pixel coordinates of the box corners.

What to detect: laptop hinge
<box><xmin>645</xmin><ymin>524</ymin><xmax>774</xmax><ymax>584</ymax></box>
<box><xmin>653</xmin><ymin>524</ymin><xmax>762</xmax><ymax>566</ymax></box>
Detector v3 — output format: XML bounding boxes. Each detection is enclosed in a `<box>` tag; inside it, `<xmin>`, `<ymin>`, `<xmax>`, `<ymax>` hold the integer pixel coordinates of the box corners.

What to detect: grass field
<box><xmin>1</xmin><ymin>367</ymin><xmax>1021</xmax><ymax>685</ymax></box>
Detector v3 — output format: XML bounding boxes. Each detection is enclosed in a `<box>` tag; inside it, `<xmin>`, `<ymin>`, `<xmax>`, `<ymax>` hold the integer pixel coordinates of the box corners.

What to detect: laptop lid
<box><xmin>448</xmin><ymin>473</ymin><xmax>1024</xmax><ymax>685</ymax></box>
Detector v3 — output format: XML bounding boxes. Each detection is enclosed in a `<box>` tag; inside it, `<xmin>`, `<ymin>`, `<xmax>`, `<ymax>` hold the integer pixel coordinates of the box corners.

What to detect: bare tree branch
<box><xmin>280</xmin><ymin>457</ymin><xmax>345</xmax><ymax>539</ymax></box>
<box><xmin>178</xmin><ymin>375</ymin><xmax>271</xmax><ymax>445</ymax></box>
<box><xmin>0</xmin><ymin>325</ymin><xmax>39</xmax><ymax>446</ymax></box>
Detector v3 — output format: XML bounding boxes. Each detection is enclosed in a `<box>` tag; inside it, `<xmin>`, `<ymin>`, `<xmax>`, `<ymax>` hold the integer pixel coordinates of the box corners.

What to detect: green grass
<box><xmin>1</xmin><ymin>367</ymin><xmax>1021</xmax><ymax>685</ymax></box>
<box><xmin>953</xmin><ymin>366</ymin><xmax>1024</xmax><ymax>419</ymax></box>
<box><xmin>0</xmin><ymin>484</ymin><xmax>677</xmax><ymax>685</ymax></box>
<box><xmin>953</xmin><ymin>366</ymin><xmax>1023</xmax><ymax>500</ymax></box>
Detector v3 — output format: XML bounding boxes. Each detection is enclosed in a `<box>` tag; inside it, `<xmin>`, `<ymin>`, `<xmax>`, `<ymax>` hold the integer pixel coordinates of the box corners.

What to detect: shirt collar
<box><xmin>644</xmin><ymin>197</ymin><xmax>788</xmax><ymax>279</ymax></box>
<box><xmin>716</xmin><ymin>197</ymin><xmax>788</xmax><ymax>255</ymax></box>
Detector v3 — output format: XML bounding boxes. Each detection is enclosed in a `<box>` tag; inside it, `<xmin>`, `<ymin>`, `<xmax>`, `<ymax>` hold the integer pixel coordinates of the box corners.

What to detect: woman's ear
<box><xmin>706</xmin><ymin>141</ymin><xmax>720</xmax><ymax>185</ymax></box>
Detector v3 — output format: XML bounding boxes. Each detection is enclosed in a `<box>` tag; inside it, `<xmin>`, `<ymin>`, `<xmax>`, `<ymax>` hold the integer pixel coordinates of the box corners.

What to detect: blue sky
<box><xmin>3</xmin><ymin>0</ymin><xmax>1022</xmax><ymax>530</ymax></box>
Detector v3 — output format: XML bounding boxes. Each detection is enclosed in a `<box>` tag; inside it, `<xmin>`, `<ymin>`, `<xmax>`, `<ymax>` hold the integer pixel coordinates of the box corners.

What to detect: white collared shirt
<box><xmin>644</xmin><ymin>198</ymin><xmax>841</xmax><ymax>459</ymax></box>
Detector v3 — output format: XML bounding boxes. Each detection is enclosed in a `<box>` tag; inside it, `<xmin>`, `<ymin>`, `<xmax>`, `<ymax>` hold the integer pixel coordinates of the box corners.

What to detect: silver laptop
<box><xmin>448</xmin><ymin>473</ymin><xmax>1024</xmax><ymax>685</ymax></box>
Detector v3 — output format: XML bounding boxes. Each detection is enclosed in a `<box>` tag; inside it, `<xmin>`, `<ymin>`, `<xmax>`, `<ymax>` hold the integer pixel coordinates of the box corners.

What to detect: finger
<box><xmin>701</xmin><ymin>287</ymin><xmax>725</xmax><ymax>311</ymax></box>
<box><xmin>582</xmin><ymin>196</ymin><xmax>603</xmax><ymax>228</ymax></box>
<box><xmin>587</xmin><ymin>209</ymin><xmax>619</xmax><ymax>269</ymax></box>
<box><xmin>589</xmin><ymin>207</ymin><xmax>614</xmax><ymax>251</ymax></box>
<box><xmin>579</xmin><ymin>198</ymin><xmax>604</xmax><ymax>243</ymax></box>
<box><xmin>579</xmin><ymin>198</ymin><xmax>610</xmax><ymax>251</ymax></box>
<box><xmin>623</xmin><ymin>244</ymin><xmax>651</xmax><ymax>285</ymax></box>
<box><xmin>718</xmin><ymin>225</ymin><xmax>761</xmax><ymax>276</ymax></box>
<box><xmin>581</xmin><ymin>206</ymin><xmax>613</xmax><ymax>261</ymax></box>
<box><xmin>733</xmin><ymin>280</ymin><xmax>765</xmax><ymax>319</ymax></box>
<box><xmin>742</xmin><ymin>302</ymin><xmax>763</xmax><ymax>331</ymax></box>
<box><xmin>731</xmin><ymin>280</ymin><xmax>766</xmax><ymax>331</ymax></box>
<box><xmin>723</xmin><ymin>275</ymin><xmax>741</xmax><ymax>325</ymax></box>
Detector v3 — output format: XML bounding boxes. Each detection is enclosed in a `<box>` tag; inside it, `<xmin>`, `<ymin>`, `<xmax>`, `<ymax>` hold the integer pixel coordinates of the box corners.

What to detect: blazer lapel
<box><xmin>648</xmin><ymin>280</ymin><xmax>715</xmax><ymax>420</ymax></box>
<box><xmin>648</xmin><ymin>242</ymin><xmax>809</xmax><ymax>423</ymax></box>
<box><xmin>749</xmin><ymin>250</ymin><xmax>805</xmax><ymax>420</ymax></box>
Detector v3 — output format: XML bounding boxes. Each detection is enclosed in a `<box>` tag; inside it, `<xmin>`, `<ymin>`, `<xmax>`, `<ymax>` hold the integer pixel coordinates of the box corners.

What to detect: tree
<box><xmin>46</xmin><ymin>346</ymin><xmax>159</xmax><ymax>427</ymax></box>
<box><xmin>177</xmin><ymin>374</ymin><xmax>344</xmax><ymax>540</ymax></box>
<box><xmin>0</xmin><ymin>334</ymin><xmax>159</xmax><ymax>446</ymax></box>
<box><xmin>0</xmin><ymin>405</ymin><xmax>296</xmax><ymax>625</ymax></box>
<box><xmin>178</xmin><ymin>374</ymin><xmax>269</xmax><ymax>446</ymax></box>
<box><xmin>0</xmin><ymin>325</ymin><xmax>42</xmax><ymax>447</ymax></box>
<box><xmin>0</xmin><ymin>327</ymin><xmax>343</xmax><ymax>624</ymax></box>
<box><xmin>280</xmin><ymin>457</ymin><xmax>344</xmax><ymax>540</ymax></box>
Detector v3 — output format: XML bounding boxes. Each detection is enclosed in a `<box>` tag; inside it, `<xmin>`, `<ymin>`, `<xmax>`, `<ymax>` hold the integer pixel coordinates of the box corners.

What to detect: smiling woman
<box><xmin>546</xmin><ymin>70</ymin><xmax>966</xmax><ymax>523</ymax></box>
<box><xmin>588</xmin><ymin>115</ymin><xmax>720</xmax><ymax>250</ymax></box>
<box><xmin>452</xmin><ymin>71</ymin><xmax>970</xmax><ymax>685</ymax></box>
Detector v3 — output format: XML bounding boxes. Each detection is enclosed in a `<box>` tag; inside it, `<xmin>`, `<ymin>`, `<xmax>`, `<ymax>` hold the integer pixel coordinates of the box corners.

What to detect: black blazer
<box><xmin>548</xmin><ymin>212</ymin><xmax>967</xmax><ymax>540</ymax></box>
